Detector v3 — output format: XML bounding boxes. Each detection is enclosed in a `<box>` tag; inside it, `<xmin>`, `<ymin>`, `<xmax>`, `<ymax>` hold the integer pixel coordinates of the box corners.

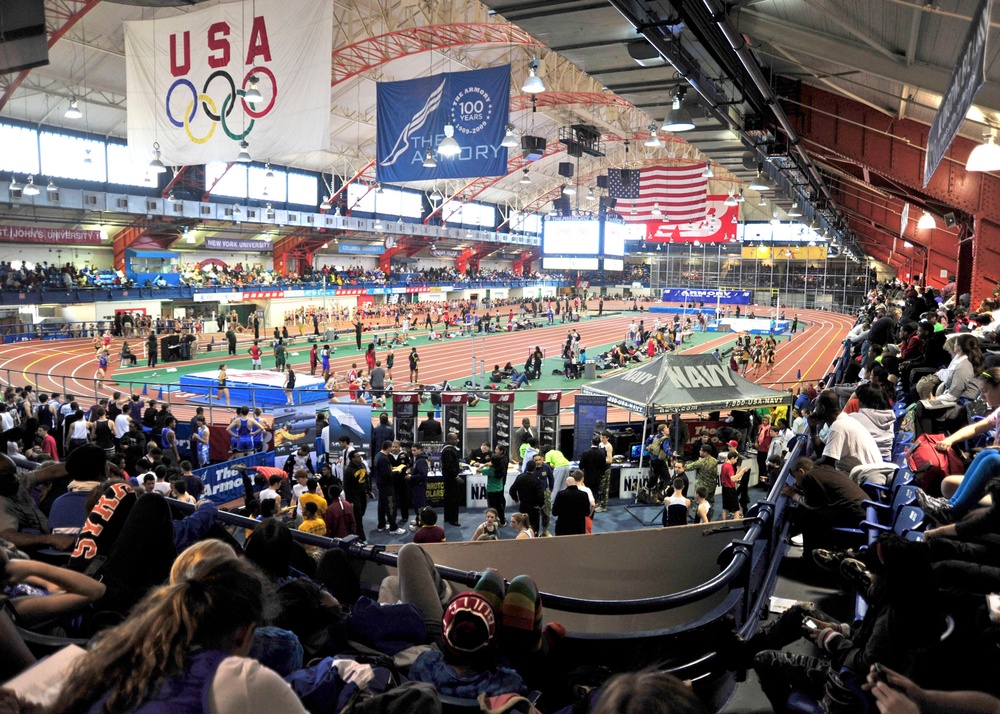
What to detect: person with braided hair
<box><xmin>47</xmin><ymin>556</ymin><xmax>306</xmax><ymax>714</ymax></box>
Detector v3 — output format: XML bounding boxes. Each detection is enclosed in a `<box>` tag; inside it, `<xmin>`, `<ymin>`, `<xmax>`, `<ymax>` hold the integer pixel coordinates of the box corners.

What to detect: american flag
<box><xmin>608</xmin><ymin>165</ymin><xmax>708</xmax><ymax>224</ymax></box>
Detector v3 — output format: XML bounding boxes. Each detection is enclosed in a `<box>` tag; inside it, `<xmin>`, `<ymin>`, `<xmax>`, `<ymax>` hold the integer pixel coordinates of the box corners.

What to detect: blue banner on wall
<box><xmin>338</xmin><ymin>243</ymin><xmax>386</xmax><ymax>255</ymax></box>
<box><xmin>376</xmin><ymin>65</ymin><xmax>511</xmax><ymax>183</ymax></box>
<box><xmin>661</xmin><ymin>288</ymin><xmax>752</xmax><ymax>304</ymax></box>
<box><xmin>195</xmin><ymin>451</ymin><xmax>274</xmax><ymax>505</ymax></box>
<box><xmin>574</xmin><ymin>394</ymin><xmax>608</xmax><ymax>460</ymax></box>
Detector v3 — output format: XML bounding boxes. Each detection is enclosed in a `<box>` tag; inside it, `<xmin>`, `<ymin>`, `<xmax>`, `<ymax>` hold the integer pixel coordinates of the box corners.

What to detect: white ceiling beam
<box><xmin>799</xmin><ymin>0</ymin><xmax>899</xmax><ymax>62</ymax></box>
<box><xmin>737</xmin><ymin>9</ymin><xmax>1000</xmax><ymax>113</ymax></box>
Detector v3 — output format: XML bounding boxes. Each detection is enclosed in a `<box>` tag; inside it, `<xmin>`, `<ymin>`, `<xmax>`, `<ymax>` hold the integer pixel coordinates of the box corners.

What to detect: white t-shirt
<box><xmin>208</xmin><ymin>656</ymin><xmax>307</xmax><ymax>714</ymax></box>
<box><xmin>576</xmin><ymin>483</ymin><xmax>596</xmax><ymax>509</ymax></box>
<box><xmin>153</xmin><ymin>481</ymin><xmax>172</xmax><ymax>496</ymax></box>
<box><xmin>292</xmin><ymin>483</ymin><xmax>308</xmax><ymax>516</ymax></box>
<box><xmin>824</xmin><ymin>412</ymin><xmax>884</xmax><ymax>473</ymax></box>
<box><xmin>114</xmin><ymin>414</ymin><xmax>130</xmax><ymax>439</ymax></box>
<box><xmin>259</xmin><ymin>488</ymin><xmax>279</xmax><ymax>502</ymax></box>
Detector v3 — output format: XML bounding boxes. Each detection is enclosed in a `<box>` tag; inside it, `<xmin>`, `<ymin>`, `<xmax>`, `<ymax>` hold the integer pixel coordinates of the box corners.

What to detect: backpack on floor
<box><xmin>906</xmin><ymin>433</ymin><xmax>964</xmax><ymax>496</ymax></box>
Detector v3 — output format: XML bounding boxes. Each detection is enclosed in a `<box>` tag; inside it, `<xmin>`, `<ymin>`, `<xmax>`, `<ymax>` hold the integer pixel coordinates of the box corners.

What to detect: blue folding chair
<box><xmin>47</xmin><ymin>490</ymin><xmax>89</xmax><ymax>535</ymax></box>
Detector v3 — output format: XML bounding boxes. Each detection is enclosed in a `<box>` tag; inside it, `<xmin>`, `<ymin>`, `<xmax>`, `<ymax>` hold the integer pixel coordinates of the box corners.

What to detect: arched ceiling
<box><xmin>3</xmin><ymin>0</ymin><xmax>1000</xmax><ymax>289</ymax></box>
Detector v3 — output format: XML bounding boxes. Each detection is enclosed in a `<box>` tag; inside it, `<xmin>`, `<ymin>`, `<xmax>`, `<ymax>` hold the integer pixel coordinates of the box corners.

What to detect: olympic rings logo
<box><xmin>165</xmin><ymin>66</ymin><xmax>277</xmax><ymax>144</ymax></box>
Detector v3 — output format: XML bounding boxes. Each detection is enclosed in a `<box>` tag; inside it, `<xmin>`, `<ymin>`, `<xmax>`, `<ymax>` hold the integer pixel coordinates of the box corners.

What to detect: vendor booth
<box><xmin>581</xmin><ymin>353</ymin><xmax>793</xmax><ymax>499</ymax></box>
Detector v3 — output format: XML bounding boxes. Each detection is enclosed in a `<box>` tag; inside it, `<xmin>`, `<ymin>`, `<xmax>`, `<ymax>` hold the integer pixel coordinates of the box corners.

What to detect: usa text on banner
<box><xmin>376</xmin><ymin>65</ymin><xmax>511</xmax><ymax>183</ymax></box>
<box><xmin>124</xmin><ymin>0</ymin><xmax>332</xmax><ymax>166</ymax></box>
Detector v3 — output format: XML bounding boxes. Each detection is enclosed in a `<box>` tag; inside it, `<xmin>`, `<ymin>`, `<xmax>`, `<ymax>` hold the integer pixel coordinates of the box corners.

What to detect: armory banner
<box><xmin>124</xmin><ymin>0</ymin><xmax>332</xmax><ymax>166</ymax></box>
<box><xmin>376</xmin><ymin>65</ymin><xmax>510</xmax><ymax>183</ymax></box>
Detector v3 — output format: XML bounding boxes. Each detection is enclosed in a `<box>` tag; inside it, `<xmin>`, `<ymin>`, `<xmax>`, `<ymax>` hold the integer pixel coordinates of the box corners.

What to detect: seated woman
<box><xmin>915</xmin><ymin>334</ymin><xmax>984</xmax><ymax>436</ymax></box>
<box><xmin>501</xmin><ymin>362</ymin><xmax>517</xmax><ymax>378</ymax></box>
<box><xmin>921</xmin><ymin>367</ymin><xmax>1000</xmax><ymax>523</ymax></box>
<box><xmin>48</xmin><ymin>557</ymin><xmax>307</xmax><ymax>713</ymax></box>
<box><xmin>120</xmin><ymin>342</ymin><xmax>137</xmax><ymax>366</ymax></box>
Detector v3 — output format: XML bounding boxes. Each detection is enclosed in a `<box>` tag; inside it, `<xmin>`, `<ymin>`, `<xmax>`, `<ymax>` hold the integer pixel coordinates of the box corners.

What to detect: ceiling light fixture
<box><xmin>644</xmin><ymin>125</ymin><xmax>662</xmax><ymax>148</ymax></box>
<box><xmin>966</xmin><ymin>128</ymin><xmax>1000</xmax><ymax>172</ymax></box>
<box><xmin>265</xmin><ymin>202</ymin><xmax>274</xmax><ymax>220</ymax></box>
<box><xmin>64</xmin><ymin>98</ymin><xmax>82</xmax><ymax>120</ymax></box>
<box><xmin>521</xmin><ymin>57</ymin><xmax>546</xmax><ymax>94</ymax></box>
<box><xmin>437</xmin><ymin>124</ymin><xmax>461</xmax><ymax>157</ymax></box>
<box><xmin>788</xmin><ymin>201</ymin><xmax>802</xmax><ymax>217</ymax></box>
<box><xmin>236</xmin><ymin>140</ymin><xmax>252</xmax><ymax>163</ymax></box>
<box><xmin>149</xmin><ymin>142</ymin><xmax>167</xmax><ymax>174</ymax></box>
<box><xmin>519</xmin><ymin>168</ymin><xmax>531</xmax><ymax>185</ymax></box>
<box><xmin>22</xmin><ymin>176</ymin><xmax>39</xmax><ymax>196</ymax></box>
<box><xmin>758</xmin><ymin>196</ymin><xmax>767</xmax><ymax>207</ymax></box>
<box><xmin>422</xmin><ymin>149</ymin><xmax>437</xmax><ymax>168</ymax></box>
<box><xmin>375</xmin><ymin>183</ymin><xmax>384</xmax><ymax>194</ymax></box>
<box><xmin>8</xmin><ymin>176</ymin><xmax>21</xmax><ymax>193</ymax></box>
<box><xmin>702</xmin><ymin>162</ymin><xmax>714</xmax><ymax>178</ymax></box>
<box><xmin>46</xmin><ymin>178</ymin><xmax>57</xmax><ymax>193</ymax></box>
<box><xmin>917</xmin><ymin>211</ymin><xmax>936</xmax><ymax>230</ymax></box>
<box><xmin>748</xmin><ymin>169</ymin><xmax>769</xmax><ymax>191</ymax></box>
<box><xmin>724</xmin><ymin>190</ymin><xmax>738</xmax><ymax>207</ymax></box>
<box><xmin>737</xmin><ymin>189</ymin><xmax>745</xmax><ymax>203</ymax></box>
<box><xmin>374</xmin><ymin>217</ymin><xmax>383</xmax><ymax>231</ymax></box>
<box><xmin>429</xmin><ymin>186</ymin><xmax>443</xmax><ymax>202</ymax></box>
<box><xmin>244</xmin><ymin>76</ymin><xmax>264</xmax><ymax>104</ymax></box>
<box><xmin>562</xmin><ymin>184</ymin><xmax>575</xmax><ymax>196</ymax></box>
<box><xmin>586</xmin><ymin>187</ymin><xmax>596</xmax><ymax>201</ymax></box>
<box><xmin>501</xmin><ymin>124</ymin><xmax>519</xmax><ymax>149</ymax></box>
<box><xmin>651</xmin><ymin>203</ymin><xmax>662</xmax><ymax>216</ymax></box>
<box><xmin>264</xmin><ymin>163</ymin><xmax>274</xmax><ymax>180</ymax></box>
<box><xmin>233</xmin><ymin>204</ymin><xmax>242</xmax><ymax>217</ymax></box>
<box><xmin>660</xmin><ymin>87</ymin><xmax>695</xmax><ymax>132</ymax></box>
<box><xmin>903</xmin><ymin>240</ymin><xmax>914</xmax><ymax>248</ymax></box>
<box><xmin>83</xmin><ymin>149</ymin><xmax>92</xmax><ymax>165</ymax></box>
<box><xmin>320</xmin><ymin>196</ymin><xmax>332</xmax><ymax>211</ymax></box>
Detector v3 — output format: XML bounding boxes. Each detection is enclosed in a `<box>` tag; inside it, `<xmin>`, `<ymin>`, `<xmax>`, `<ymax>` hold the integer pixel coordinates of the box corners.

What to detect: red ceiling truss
<box><xmin>331</xmin><ymin>23</ymin><xmax>542</xmax><ymax>87</ymax></box>
<box><xmin>0</xmin><ymin>0</ymin><xmax>103</xmax><ymax>113</ymax></box>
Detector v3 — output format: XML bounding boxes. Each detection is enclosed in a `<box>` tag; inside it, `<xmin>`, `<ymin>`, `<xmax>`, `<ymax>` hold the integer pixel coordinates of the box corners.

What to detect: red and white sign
<box><xmin>242</xmin><ymin>290</ymin><xmax>285</xmax><ymax>300</ymax></box>
<box><xmin>393</xmin><ymin>392</ymin><xmax>420</xmax><ymax>404</ymax></box>
<box><xmin>489</xmin><ymin>392</ymin><xmax>516</xmax><ymax>403</ymax></box>
<box><xmin>336</xmin><ymin>288</ymin><xmax>368</xmax><ymax>296</ymax></box>
<box><xmin>441</xmin><ymin>392</ymin><xmax>469</xmax><ymax>404</ymax></box>
<box><xmin>0</xmin><ymin>226</ymin><xmax>102</xmax><ymax>245</ymax></box>
<box><xmin>643</xmin><ymin>196</ymin><xmax>738</xmax><ymax>244</ymax></box>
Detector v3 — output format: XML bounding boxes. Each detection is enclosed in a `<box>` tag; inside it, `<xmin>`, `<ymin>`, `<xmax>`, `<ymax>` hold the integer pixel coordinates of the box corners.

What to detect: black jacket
<box><xmin>579</xmin><ymin>446</ymin><xmax>607</xmax><ymax>484</ymax></box>
<box><xmin>552</xmin><ymin>486</ymin><xmax>591</xmax><ymax>535</ymax></box>
<box><xmin>440</xmin><ymin>444</ymin><xmax>461</xmax><ymax>479</ymax></box>
<box><xmin>509</xmin><ymin>471</ymin><xmax>544</xmax><ymax>509</ymax></box>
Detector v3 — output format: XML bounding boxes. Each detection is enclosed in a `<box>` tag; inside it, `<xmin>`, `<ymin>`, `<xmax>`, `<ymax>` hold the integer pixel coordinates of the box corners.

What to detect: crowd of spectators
<box><xmin>178</xmin><ymin>262</ymin><xmax>569</xmax><ymax>289</ymax></box>
<box><xmin>721</xmin><ymin>274</ymin><xmax>1000</xmax><ymax>712</ymax></box>
<box><xmin>0</xmin><ymin>261</ymin><xmax>126</xmax><ymax>290</ymax></box>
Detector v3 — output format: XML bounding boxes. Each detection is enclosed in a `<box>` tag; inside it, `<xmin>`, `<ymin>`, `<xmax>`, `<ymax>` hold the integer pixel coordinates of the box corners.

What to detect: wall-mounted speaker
<box><xmin>557</xmin><ymin>162</ymin><xmax>574</xmax><ymax>178</ymax></box>
<box><xmin>944</xmin><ymin>212</ymin><xmax>957</xmax><ymax>228</ymax></box>
<box><xmin>0</xmin><ymin>0</ymin><xmax>48</xmax><ymax>73</ymax></box>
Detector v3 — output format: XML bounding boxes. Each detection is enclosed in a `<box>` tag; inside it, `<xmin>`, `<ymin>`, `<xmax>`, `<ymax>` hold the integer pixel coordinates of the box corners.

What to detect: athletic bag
<box><xmin>906</xmin><ymin>433</ymin><xmax>964</xmax><ymax>496</ymax></box>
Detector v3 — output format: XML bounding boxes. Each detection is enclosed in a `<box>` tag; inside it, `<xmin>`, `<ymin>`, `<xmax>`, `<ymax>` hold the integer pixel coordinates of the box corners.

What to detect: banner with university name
<box><xmin>124</xmin><ymin>0</ymin><xmax>332</xmax><ymax>166</ymax></box>
<box><xmin>204</xmin><ymin>237</ymin><xmax>273</xmax><ymax>252</ymax></box>
<box><xmin>376</xmin><ymin>65</ymin><xmax>510</xmax><ymax>183</ymax></box>
<box><xmin>0</xmin><ymin>226</ymin><xmax>102</xmax><ymax>245</ymax></box>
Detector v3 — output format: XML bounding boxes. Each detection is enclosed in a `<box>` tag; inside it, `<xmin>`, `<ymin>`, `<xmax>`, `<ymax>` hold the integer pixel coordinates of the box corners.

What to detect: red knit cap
<box><xmin>441</xmin><ymin>591</ymin><xmax>497</xmax><ymax>657</ymax></box>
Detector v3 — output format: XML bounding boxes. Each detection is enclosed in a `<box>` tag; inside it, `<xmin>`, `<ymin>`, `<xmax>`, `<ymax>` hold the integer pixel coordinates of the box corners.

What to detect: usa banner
<box><xmin>376</xmin><ymin>65</ymin><xmax>511</xmax><ymax>183</ymax></box>
<box><xmin>124</xmin><ymin>0</ymin><xmax>332</xmax><ymax>166</ymax></box>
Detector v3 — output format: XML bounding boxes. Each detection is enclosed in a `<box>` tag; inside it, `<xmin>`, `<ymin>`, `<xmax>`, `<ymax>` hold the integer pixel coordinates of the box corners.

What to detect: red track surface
<box><xmin>0</xmin><ymin>305</ymin><xmax>855</xmax><ymax>426</ymax></box>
